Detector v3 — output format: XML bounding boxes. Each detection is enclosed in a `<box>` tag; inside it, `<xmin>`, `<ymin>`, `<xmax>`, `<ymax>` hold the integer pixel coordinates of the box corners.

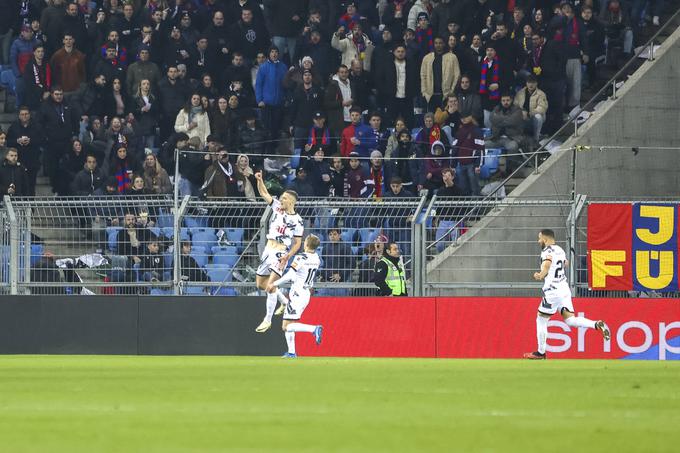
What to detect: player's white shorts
<box><xmin>537</xmin><ymin>286</ymin><xmax>574</xmax><ymax>316</ymax></box>
<box><xmin>256</xmin><ymin>247</ymin><xmax>286</xmax><ymax>277</ymax></box>
<box><xmin>283</xmin><ymin>288</ymin><xmax>311</xmax><ymax>320</ymax></box>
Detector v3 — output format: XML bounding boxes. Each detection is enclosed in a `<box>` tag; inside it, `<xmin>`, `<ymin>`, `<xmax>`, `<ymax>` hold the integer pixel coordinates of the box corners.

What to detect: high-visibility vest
<box><xmin>380</xmin><ymin>257</ymin><xmax>406</xmax><ymax>296</ymax></box>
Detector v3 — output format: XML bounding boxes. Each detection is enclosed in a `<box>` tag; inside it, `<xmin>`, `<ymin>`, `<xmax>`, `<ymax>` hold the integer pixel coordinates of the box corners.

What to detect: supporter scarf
<box><xmin>308</xmin><ymin>127</ymin><xmax>330</xmax><ymax>147</ymax></box>
<box><xmin>114</xmin><ymin>162</ymin><xmax>132</xmax><ymax>193</ymax></box>
<box><xmin>416</xmin><ymin>27</ymin><xmax>433</xmax><ymax>53</ymax></box>
<box><xmin>429</xmin><ymin>125</ymin><xmax>441</xmax><ymax>144</ymax></box>
<box><xmin>352</xmin><ymin>33</ymin><xmax>367</xmax><ymax>59</ymax></box>
<box><xmin>479</xmin><ymin>58</ymin><xmax>500</xmax><ymax>100</ymax></box>
<box><xmin>218</xmin><ymin>161</ymin><xmax>234</xmax><ymax>183</ymax></box>
<box><xmin>371</xmin><ymin>165</ymin><xmax>384</xmax><ymax>198</ymax></box>
<box><xmin>554</xmin><ymin>18</ymin><xmax>580</xmax><ymax>46</ymax></box>
<box><xmin>31</xmin><ymin>60</ymin><xmax>51</xmax><ymax>90</ymax></box>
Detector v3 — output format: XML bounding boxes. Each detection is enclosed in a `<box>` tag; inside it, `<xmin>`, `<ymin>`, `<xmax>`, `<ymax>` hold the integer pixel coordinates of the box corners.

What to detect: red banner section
<box><xmin>298</xmin><ymin>297</ymin><xmax>680</xmax><ymax>360</ymax></box>
<box><xmin>297</xmin><ymin>297</ymin><xmax>436</xmax><ymax>358</ymax></box>
<box><xmin>588</xmin><ymin>203</ymin><xmax>633</xmax><ymax>290</ymax></box>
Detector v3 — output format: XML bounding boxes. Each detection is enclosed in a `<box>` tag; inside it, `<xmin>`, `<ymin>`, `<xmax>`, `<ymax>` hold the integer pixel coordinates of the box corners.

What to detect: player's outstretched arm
<box><xmin>254</xmin><ymin>171</ymin><xmax>273</xmax><ymax>205</ymax></box>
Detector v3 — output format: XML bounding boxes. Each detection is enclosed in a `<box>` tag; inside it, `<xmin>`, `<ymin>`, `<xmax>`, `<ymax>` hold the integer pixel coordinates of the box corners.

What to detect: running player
<box><xmin>268</xmin><ymin>234</ymin><xmax>323</xmax><ymax>358</ymax></box>
<box><xmin>254</xmin><ymin>171</ymin><xmax>304</xmax><ymax>333</ymax></box>
<box><xmin>524</xmin><ymin>229</ymin><xmax>610</xmax><ymax>360</ymax></box>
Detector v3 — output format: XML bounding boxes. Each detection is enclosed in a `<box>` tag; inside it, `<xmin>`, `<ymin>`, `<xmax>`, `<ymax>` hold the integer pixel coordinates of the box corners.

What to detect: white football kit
<box><xmin>256</xmin><ymin>199</ymin><xmax>304</xmax><ymax>277</ymax></box>
<box><xmin>282</xmin><ymin>252</ymin><xmax>320</xmax><ymax>321</ymax></box>
<box><xmin>537</xmin><ymin>244</ymin><xmax>574</xmax><ymax>315</ymax></box>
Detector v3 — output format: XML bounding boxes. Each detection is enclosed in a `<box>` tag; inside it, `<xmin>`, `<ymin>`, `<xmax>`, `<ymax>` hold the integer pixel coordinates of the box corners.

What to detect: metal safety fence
<box><xmin>1</xmin><ymin>196</ymin><xmax>426</xmax><ymax>296</ymax></box>
<box><xmin>2</xmin><ymin>195</ymin><xmax>678</xmax><ymax>297</ymax></box>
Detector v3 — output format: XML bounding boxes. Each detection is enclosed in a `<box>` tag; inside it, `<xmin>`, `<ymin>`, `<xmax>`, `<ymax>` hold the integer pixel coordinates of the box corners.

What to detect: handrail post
<box><xmin>4</xmin><ymin>196</ymin><xmax>18</xmax><ymax>295</ymax></box>
<box><xmin>173</xmin><ymin>196</ymin><xmax>191</xmax><ymax>295</ymax></box>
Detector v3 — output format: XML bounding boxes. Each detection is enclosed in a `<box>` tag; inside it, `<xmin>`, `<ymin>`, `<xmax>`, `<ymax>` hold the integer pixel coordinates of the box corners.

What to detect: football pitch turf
<box><xmin>0</xmin><ymin>356</ymin><xmax>678</xmax><ymax>452</ymax></box>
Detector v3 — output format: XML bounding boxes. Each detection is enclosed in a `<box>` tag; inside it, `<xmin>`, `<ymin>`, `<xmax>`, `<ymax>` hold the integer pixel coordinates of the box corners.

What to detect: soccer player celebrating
<box><xmin>254</xmin><ymin>171</ymin><xmax>304</xmax><ymax>333</ymax></box>
<box><xmin>524</xmin><ymin>229</ymin><xmax>610</xmax><ymax>360</ymax></box>
<box><xmin>268</xmin><ymin>234</ymin><xmax>323</xmax><ymax>358</ymax></box>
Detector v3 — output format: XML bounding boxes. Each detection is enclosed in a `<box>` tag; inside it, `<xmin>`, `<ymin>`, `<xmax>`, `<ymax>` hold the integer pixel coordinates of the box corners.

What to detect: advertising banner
<box><xmin>300</xmin><ymin>297</ymin><xmax>680</xmax><ymax>360</ymax></box>
<box><xmin>588</xmin><ymin>203</ymin><xmax>680</xmax><ymax>292</ymax></box>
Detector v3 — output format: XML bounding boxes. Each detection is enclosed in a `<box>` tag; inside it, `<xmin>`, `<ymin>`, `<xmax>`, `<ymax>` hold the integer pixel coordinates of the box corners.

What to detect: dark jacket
<box><xmin>229</xmin><ymin>18</ymin><xmax>269</xmax><ymax>60</ymax></box>
<box><xmin>6</xmin><ymin>120</ymin><xmax>45</xmax><ymax>171</ymax></box>
<box><xmin>375</xmin><ymin>57</ymin><xmax>419</xmax><ymax>100</ymax></box>
<box><xmin>158</xmin><ymin>77</ymin><xmax>191</xmax><ymax>119</ymax></box>
<box><xmin>203</xmin><ymin>160</ymin><xmax>239</xmax><ymax>198</ymax></box>
<box><xmin>22</xmin><ymin>58</ymin><xmax>51</xmax><ymax>110</ymax></box>
<box><xmin>264</xmin><ymin>0</ymin><xmax>306</xmax><ymax>37</ymax></box>
<box><xmin>324</xmin><ymin>78</ymin><xmax>354</xmax><ymax>137</ymax></box>
<box><xmin>290</xmin><ymin>84</ymin><xmax>324</xmax><ymax>128</ymax></box>
<box><xmin>454</xmin><ymin>122</ymin><xmax>484</xmax><ymax>167</ymax></box>
<box><xmin>38</xmin><ymin>99</ymin><xmax>79</xmax><ymax>144</ymax></box>
<box><xmin>132</xmin><ymin>94</ymin><xmax>160</xmax><ymax>136</ymax></box>
<box><xmin>322</xmin><ymin>240</ymin><xmax>354</xmax><ymax>283</ymax></box>
<box><xmin>0</xmin><ymin>160</ymin><xmax>30</xmax><ymax>196</ymax></box>
<box><xmin>71</xmin><ymin>166</ymin><xmax>105</xmax><ymax>195</ymax></box>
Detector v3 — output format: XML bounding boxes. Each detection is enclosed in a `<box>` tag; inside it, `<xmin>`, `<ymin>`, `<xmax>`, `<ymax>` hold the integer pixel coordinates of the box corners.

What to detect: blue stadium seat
<box><xmin>184</xmin><ymin>216</ymin><xmax>208</xmax><ymax>228</ymax></box>
<box><xmin>149</xmin><ymin>226</ymin><xmax>162</xmax><ymax>238</ymax></box>
<box><xmin>207</xmin><ymin>265</ymin><xmax>236</xmax><ymax>296</ymax></box>
<box><xmin>162</xmin><ymin>227</ymin><xmax>190</xmax><ymax>241</ymax></box>
<box><xmin>192</xmin><ymin>231</ymin><xmax>218</xmax><ymax>254</ymax></box>
<box><xmin>480</xmin><ymin>148</ymin><xmax>503</xmax><ymax>179</ymax></box>
<box><xmin>435</xmin><ymin>220</ymin><xmax>464</xmax><ymax>253</ymax></box>
<box><xmin>150</xmin><ymin>288</ymin><xmax>173</xmax><ymax>296</ymax></box>
<box><xmin>290</xmin><ymin>148</ymin><xmax>302</xmax><ymax>169</ymax></box>
<box><xmin>30</xmin><ymin>244</ymin><xmax>44</xmax><ymax>266</ymax></box>
<box><xmin>164</xmin><ymin>252</ymin><xmax>173</xmax><ymax>269</ymax></box>
<box><xmin>340</xmin><ymin>228</ymin><xmax>357</xmax><ymax>245</ymax></box>
<box><xmin>212</xmin><ymin>246</ymin><xmax>239</xmax><ymax>267</ymax></box>
<box><xmin>156</xmin><ymin>212</ymin><xmax>174</xmax><ymax>229</ymax></box>
<box><xmin>190</xmin><ymin>251</ymin><xmax>209</xmax><ymax>268</ymax></box>
<box><xmin>106</xmin><ymin>227</ymin><xmax>122</xmax><ymax>252</ymax></box>
<box><xmin>411</xmin><ymin>127</ymin><xmax>422</xmax><ymax>140</ymax></box>
<box><xmin>184</xmin><ymin>286</ymin><xmax>206</xmax><ymax>295</ymax></box>
<box><xmin>224</xmin><ymin>228</ymin><xmax>244</xmax><ymax>246</ymax></box>
<box><xmin>359</xmin><ymin>228</ymin><xmax>381</xmax><ymax>247</ymax></box>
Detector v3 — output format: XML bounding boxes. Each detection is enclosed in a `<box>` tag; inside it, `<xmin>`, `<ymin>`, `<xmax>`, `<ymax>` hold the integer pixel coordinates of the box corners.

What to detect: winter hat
<box><xmin>370</xmin><ymin>150</ymin><xmax>383</xmax><ymax>160</ymax></box>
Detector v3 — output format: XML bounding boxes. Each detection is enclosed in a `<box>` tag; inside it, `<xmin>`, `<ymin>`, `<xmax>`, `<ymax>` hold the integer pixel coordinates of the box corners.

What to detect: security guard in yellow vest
<box><xmin>374</xmin><ymin>242</ymin><xmax>407</xmax><ymax>296</ymax></box>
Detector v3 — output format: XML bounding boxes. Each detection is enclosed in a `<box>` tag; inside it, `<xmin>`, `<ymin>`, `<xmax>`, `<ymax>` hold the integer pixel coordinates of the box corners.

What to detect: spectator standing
<box><xmin>7</xmin><ymin>107</ymin><xmax>44</xmax><ymax>196</ymax></box>
<box><xmin>202</xmin><ymin>149</ymin><xmax>239</xmax><ymax>198</ymax></box>
<box><xmin>479</xmin><ymin>44</ymin><xmax>501</xmax><ymax>128</ymax></box>
<box><xmin>9</xmin><ymin>25</ymin><xmax>38</xmax><ymax>104</ymax></box>
<box><xmin>550</xmin><ymin>1</ymin><xmax>588</xmax><ymax>111</ymax></box>
<box><xmin>50</xmin><ymin>33</ymin><xmax>87</xmax><ymax>95</ymax></box>
<box><xmin>374</xmin><ymin>242</ymin><xmax>407</xmax><ymax>296</ymax></box>
<box><xmin>331</xmin><ymin>24</ymin><xmax>375</xmax><ymax>72</ymax></box>
<box><xmin>58</xmin><ymin>139</ymin><xmax>87</xmax><ymax>195</ymax></box>
<box><xmin>339</xmin><ymin>107</ymin><xmax>362</xmax><ymax>158</ymax></box>
<box><xmin>255</xmin><ymin>46</ymin><xmax>287</xmax><ymax>147</ymax></box>
<box><xmin>264</xmin><ymin>0</ymin><xmax>306</xmax><ymax>64</ymax></box>
<box><xmin>238</xmin><ymin>111</ymin><xmax>268</xmax><ymax>168</ymax></box>
<box><xmin>375</xmin><ymin>43</ymin><xmax>418</xmax><ymax>126</ymax></box>
<box><xmin>289</xmin><ymin>69</ymin><xmax>324</xmax><ymax>149</ymax></box>
<box><xmin>0</xmin><ymin>148</ymin><xmax>30</xmax><ymax>197</ymax></box>
<box><xmin>108</xmin><ymin>146</ymin><xmax>140</xmax><ymax>193</ymax></box>
<box><xmin>158</xmin><ymin>66</ymin><xmax>190</xmax><ymax>140</ymax></box>
<box><xmin>452</xmin><ymin>114</ymin><xmax>484</xmax><ymax>196</ymax></box>
<box><xmin>353</xmin><ymin>112</ymin><xmax>389</xmax><ymax>159</ymax></box>
<box><xmin>325</xmin><ymin>65</ymin><xmax>355</xmax><ymax>141</ymax></box>
<box><xmin>532</xmin><ymin>33</ymin><xmax>566</xmax><ymax>134</ymax></box>
<box><xmin>126</xmin><ymin>46</ymin><xmax>161</xmax><ymax>96</ymax></box>
<box><xmin>132</xmin><ymin>79</ymin><xmax>160</xmax><ymax>150</ymax></box>
<box><xmin>40</xmin><ymin>0</ymin><xmax>67</xmax><ymax>55</ymax></box>
<box><xmin>175</xmin><ymin>93</ymin><xmax>211</xmax><ymax>148</ymax></box>
<box><xmin>229</xmin><ymin>8</ymin><xmax>270</xmax><ymax>61</ymax></box>
<box><xmin>305</xmin><ymin>111</ymin><xmax>334</xmax><ymax>156</ymax></box>
<box><xmin>38</xmin><ymin>87</ymin><xmax>79</xmax><ymax>193</ymax></box>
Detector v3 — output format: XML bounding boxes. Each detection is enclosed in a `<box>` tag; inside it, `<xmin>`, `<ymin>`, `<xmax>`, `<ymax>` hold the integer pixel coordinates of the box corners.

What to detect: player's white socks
<box><xmin>536</xmin><ymin>316</ymin><xmax>548</xmax><ymax>354</ymax></box>
<box><xmin>264</xmin><ymin>292</ymin><xmax>277</xmax><ymax>322</ymax></box>
<box><xmin>275</xmin><ymin>289</ymin><xmax>288</xmax><ymax>306</ymax></box>
<box><xmin>285</xmin><ymin>332</ymin><xmax>296</xmax><ymax>354</ymax></box>
<box><xmin>565</xmin><ymin>316</ymin><xmax>596</xmax><ymax>329</ymax></box>
<box><xmin>286</xmin><ymin>323</ymin><xmax>316</xmax><ymax>333</ymax></box>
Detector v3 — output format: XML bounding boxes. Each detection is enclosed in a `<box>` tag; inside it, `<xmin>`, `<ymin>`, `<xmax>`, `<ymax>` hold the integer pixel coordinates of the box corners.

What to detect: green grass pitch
<box><xmin>0</xmin><ymin>356</ymin><xmax>678</xmax><ymax>452</ymax></box>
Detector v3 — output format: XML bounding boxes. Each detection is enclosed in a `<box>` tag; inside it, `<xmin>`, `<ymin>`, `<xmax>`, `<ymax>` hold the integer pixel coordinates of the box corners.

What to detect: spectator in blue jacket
<box><xmin>353</xmin><ymin>112</ymin><xmax>389</xmax><ymax>159</ymax></box>
<box><xmin>255</xmin><ymin>45</ymin><xmax>287</xmax><ymax>148</ymax></box>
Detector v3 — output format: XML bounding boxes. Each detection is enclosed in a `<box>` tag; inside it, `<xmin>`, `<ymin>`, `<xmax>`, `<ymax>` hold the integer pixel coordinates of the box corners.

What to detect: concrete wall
<box><xmin>428</xmin><ymin>26</ymin><xmax>680</xmax><ymax>296</ymax></box>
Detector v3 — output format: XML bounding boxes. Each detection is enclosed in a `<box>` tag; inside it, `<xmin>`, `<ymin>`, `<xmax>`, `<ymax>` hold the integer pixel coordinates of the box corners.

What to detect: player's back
<box><xmin>540</xmin><ymin>244</ymin><xmax>568</xmax><ymax>289</ymax></box>
<box><xmin>292</xmin><ymin>252</ymin><xmax>320</xmax><ymax>291</ymax></box>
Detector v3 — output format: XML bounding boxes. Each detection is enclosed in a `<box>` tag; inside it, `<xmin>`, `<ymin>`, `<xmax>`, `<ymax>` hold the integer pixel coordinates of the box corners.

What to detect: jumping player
<box><xmin>254</xmin><ymin>171</ymin><xmax>304</xmax><ymax>333</ymax></box>
<box><xmin>268</xmin><ymin>234</ymin><xmax>323</xmax><ymax>358</ymax></box>
<box><xmin>524</xmin><ymin>229</ymin><xmax>610</xmax><ymax>360</ymax></box>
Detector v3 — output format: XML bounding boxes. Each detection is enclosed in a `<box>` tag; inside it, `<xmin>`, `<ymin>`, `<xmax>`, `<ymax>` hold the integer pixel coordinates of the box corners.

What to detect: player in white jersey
<box><xmin>254</xmin><ymin>171</ymin><xmax>304</xmax><ymax>333</ymax></box>
<box><xmin>268</xmin><ymin>235</ymin><xmax>323</xmax><ymax>358</ymax></box>
<box><xmin>524</xmin><ymin>229</ymin><xmax>610</xmax><ymax>360</ymax></box>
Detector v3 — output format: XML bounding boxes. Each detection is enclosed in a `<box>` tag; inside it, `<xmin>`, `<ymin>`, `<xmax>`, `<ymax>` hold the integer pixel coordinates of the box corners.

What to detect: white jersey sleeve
<box><xmin>291</xmin><ymin>252</ymin><xmax>320</xmax><ymax>291</ymax></box>
<box><xmin>540</xmin><ymin>245</ymin><xmax>568</xmax><ymax>290</ymax></box>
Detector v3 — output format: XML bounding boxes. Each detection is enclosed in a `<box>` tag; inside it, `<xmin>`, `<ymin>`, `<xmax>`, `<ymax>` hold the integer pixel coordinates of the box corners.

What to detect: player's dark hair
<box><xmin>283</xmin><ymin>189</ymin><xmax>298</xmax><ymax>201</ymax></box>
<box><xmin>306</xmin><ymin>234</ymin><xmax>321</xmax><ymax>250</ymax></box>
<box><xmin>540</xmin><ymin>229</ymin><xmax>555</xmax><ymax>238</ymax></box>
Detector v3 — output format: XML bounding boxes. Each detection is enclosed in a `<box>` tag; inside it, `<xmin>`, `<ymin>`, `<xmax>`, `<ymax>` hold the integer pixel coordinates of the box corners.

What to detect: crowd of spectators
<box><xmin>0</xmin><ymin>0</ymin><xmax>656</xmax><ymax>292</ymax></box>
<box><xmin>0</xmin><ymin>0</ymin><xmax>651</xmax><ymax>201</ymax></box>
